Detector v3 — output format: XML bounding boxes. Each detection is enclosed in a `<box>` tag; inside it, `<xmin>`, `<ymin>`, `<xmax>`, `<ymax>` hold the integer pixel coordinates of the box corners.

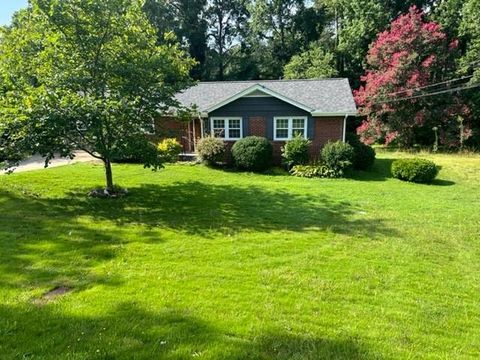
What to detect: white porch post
<box><xmin>199</xmin><ymin>116</ymin><xmax>205</xmax><ymax>139</ymax></box>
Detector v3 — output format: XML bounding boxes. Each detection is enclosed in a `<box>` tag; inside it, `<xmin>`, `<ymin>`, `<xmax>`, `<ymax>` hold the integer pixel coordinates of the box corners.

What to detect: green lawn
<box><xmin>1</xmin><ymin>152</ymin><xmax>480</xmax><ymax>359</ymax></box>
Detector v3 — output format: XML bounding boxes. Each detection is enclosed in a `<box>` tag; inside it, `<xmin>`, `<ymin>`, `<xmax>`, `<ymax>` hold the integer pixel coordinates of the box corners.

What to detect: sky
<box><xmin>0</xmin><ymin>0</ymin><xmax>28</xmax><ymax>26</ymax></box>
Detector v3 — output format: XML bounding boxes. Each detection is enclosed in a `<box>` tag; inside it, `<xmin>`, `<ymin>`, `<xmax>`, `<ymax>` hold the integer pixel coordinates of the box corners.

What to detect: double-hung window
<box><xmin>210</xmin><ymin>117</ymin><xmax>243</xmax><ymax>140</ymax></box>
<box><xmin>274</xmin><ymin>116</ymin><xmax>308</xmax><ymax>140</ymax></box>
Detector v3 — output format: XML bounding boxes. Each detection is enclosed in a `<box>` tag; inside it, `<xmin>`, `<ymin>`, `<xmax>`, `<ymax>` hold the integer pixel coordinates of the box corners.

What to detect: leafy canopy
<box><xmin>284</xmin><ymin>45</ymin><xmax>337</xmax><ymax>79</ymax></box>
<box><xmin>0</xmin><ymin>0</ymin><xmax>194</xmax><ymax>190</ymax></box>
<box><xmin>354</xmin><ymin>6</ymin><xmax>469</xmax><ymax>147</ymax></box>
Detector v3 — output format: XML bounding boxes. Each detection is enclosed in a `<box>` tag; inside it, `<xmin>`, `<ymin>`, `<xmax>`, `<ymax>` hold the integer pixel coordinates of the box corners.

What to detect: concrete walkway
<box><xmin>2</xmin><ymin>151</ymin><xmax>98</xmax><ymax>174</ymax></box>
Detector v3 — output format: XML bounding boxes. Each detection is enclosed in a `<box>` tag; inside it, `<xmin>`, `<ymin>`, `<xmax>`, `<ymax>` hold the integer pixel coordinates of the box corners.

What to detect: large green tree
<box><xmin>249</xmin><ymin>0</ymin><xmax>322</xmax><ymax>79</ymax></box>
<box><xmin>205</xmin><ymin>0</ymin><xmax>249</xmax><ymax>80</ymax></box>
<box><xmin>0</xmin><ymin>0</ymin><xmax>194</xmax><ymax>193</ymax></box>
<box><xmin>459</xmin><ymin>0</ymin><xmax>480</xmax><ymax>82</ymax></box>
<box><xmin>143</xmin><ymin>0</ymin><xmax>208</xmax><ymax>80</ymax></box>
<box><xmin>283</xmin><ymin>45</ymin><xmax>337</xmax><ymax>79</ymax></box>
<box><xmin>317</xmin><ymin>0</ymin><xmax>389</xmax><ymax>83</ymax></box>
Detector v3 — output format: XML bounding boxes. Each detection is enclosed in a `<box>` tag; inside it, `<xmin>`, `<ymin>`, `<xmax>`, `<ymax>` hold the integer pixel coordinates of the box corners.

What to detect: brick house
<box><xmin>156</xmin><ymin>79</ymin><xmax>357</xmax><ymax>163</ymax></box>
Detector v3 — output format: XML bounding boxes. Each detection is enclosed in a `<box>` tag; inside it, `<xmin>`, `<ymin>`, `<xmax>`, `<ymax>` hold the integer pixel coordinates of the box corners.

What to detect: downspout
<box><xmin>343</xmin><ymin>114</ymin><xmax>348</xmax><ymax>142</ymax></box>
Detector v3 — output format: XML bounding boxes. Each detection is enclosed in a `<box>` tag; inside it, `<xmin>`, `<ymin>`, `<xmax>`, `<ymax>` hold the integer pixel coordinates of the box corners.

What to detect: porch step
<box><xmin>179</xmin><ymin>153</ymin><xmax>198</xmax><ymax>162</ymax></box>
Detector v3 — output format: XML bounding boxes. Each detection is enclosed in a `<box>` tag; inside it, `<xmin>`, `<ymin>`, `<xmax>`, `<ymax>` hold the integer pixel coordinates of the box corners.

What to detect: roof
<box><xmin>175</xmin><ymin>79</ymin><xmax>357</xmax><ymax>116</ymax></box>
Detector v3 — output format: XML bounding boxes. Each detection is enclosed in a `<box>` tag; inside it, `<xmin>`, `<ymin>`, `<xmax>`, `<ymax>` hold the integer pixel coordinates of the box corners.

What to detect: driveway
<box><xmin>2</xmin><ymin>151</ymin><xmax>99</xmax><ymax>174</ymax></box>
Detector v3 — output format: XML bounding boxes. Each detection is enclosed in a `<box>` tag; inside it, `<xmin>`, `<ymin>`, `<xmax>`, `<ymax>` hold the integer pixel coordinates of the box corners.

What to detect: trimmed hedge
<box><xmin>321</xmin><ymin>141</ymin><xmax>355</xmax><ymax>177</ymax></box>
<box><xmin>281</xmin><ymin>135</ymin><xmax>311</xmax><ymax>168</ymax></box>
<box><xmin>231</xmin><ymin>136</ymin><xmax>272</xmax><ymax>171</ymax></box>
<box><xmin>391</xmin><ymin>158</ymin><xmax>439</xmax><ymax>183</ymax></box>
<box><xmin>196</xmin><ymin>136</ymin><xmax>226</xmax><ymax>165</ymax></box>
<box><xmin>346</xmin><ymin>133</ymin><xmax>376</xmax><ymax>170</ymax></box>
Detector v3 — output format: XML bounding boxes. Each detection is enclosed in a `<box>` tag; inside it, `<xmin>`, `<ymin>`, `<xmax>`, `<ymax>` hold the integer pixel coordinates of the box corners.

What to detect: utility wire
<box><xmin>373</xmin><ymin>82</ymin><xmax>480</xmax><ymax>106</ymax></box>
<box><xmin>383</xmin><ymin>75</ymin><xmax>474</xmax><ymax>97</ymax></box>
<box><xmin>368</xmin><ymin>60</ymin><xmax>480</xmax><ymax>99</ymax></box>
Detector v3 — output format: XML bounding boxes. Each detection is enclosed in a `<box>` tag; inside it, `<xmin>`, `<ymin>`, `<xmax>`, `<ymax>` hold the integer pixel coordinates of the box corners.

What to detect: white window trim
<box><xmin>210</xmin><ymin>117</ymin><xmax>243</xmax><ymax>140</ymax></box>
<box><xmin>273</xmin><ymin>116</ymin><xmax>308</xmax><ymax>141</ymax></box>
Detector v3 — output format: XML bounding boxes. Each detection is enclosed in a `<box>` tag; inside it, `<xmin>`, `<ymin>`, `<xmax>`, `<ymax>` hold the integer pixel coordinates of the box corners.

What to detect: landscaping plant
<box><xmin>281</xmin><ymin>134</ymin><xmax>311</xmax><ymax>169</ymax></box>
<box><xmin>196</xmin><ymin>136</ymin><xmax>226</xmax><ymax>166</ymax></box>
<box><xmin>346</xmin><ymin>133</ymin><xmax>376</xmax><ymax>170</ymax></box>
<box><xmin>391</xmin><ymin>158</ymin><xmax>439</xmax><ymax>183</ymax></box>
<box><xmin>231</xmin><ymin>136</ymin><xmax>273</xmax><ymax>171</ymax></box>
<box><xmin>158</xmin><ymin>138</ymin><xmax>183</xmax><ymax>163</ymax></box>
<box><xmin>321</xmin><ymin>141</ymin><xmax>355</xmax><ymax>177</ymax></box>
<box><xmin>290</xmin><ymin>164</ymin><xmax>338</xmax><ymax>178</ymax></box>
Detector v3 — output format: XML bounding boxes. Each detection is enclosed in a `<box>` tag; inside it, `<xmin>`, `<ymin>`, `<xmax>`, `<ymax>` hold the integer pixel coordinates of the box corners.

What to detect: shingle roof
<box><xmin>175</xmin><ymin>78</ymin><xmax>357</xmax><ymax>115</ymax></box>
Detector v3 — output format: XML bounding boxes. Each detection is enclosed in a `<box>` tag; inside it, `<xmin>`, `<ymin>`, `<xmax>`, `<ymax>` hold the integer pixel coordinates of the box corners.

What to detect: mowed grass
<box><xmin>0</xmin><ymin>151</ymin><xmax>479</xmax><ymax>359</ymax></box>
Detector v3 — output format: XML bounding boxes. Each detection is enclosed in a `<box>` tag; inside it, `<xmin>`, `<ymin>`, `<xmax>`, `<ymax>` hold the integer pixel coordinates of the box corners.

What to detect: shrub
<box><xmin>321</xmin><ymin>141</ymin><xmax>355</xmax><ymax>176</ymax></box>
<box><xmin>196</xmin><ymin>136</ymin><xmax>226</xmax><ymax>165</ymax></box>
<box><xmin>391</xmin><ymin>158</ymin><xmax>439</xmax><ymax>183</ymax></box>
<box><xmin>281</xmin><ymin>134</ymin><xmax>311</xmax><ymax>168</ymax></box>
<box><xmin>290</xmin><ymin>164</ymin><xmax>338</xmax><ymax>178</ymax></box>
<box><xmin>231</xmin><ymin>136</ymin><xmax>272</xmax><ymax>171</ymax></box>
<box><xmin>157</xmin><ymin>138</ymin><xmax>182</xmax><ymax>163</ymax></box>
<box><xmin>346</xmin><ymin>133</ymin><xmax>376</xmax><ymax>170</ymax></box>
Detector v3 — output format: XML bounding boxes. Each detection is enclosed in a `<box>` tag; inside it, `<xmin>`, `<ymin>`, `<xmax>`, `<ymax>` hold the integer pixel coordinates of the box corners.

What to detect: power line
<box><xmin>384</xmin><ymin>75</ymin><xmax>474</xmax><ymax>97</ymax></box>
<box><xmin>368</xmin><ymin>59</ymin><xmax>480</xmax><ymax>99</ymax></box>
<box><xmin>375</xmin><ymin>82</ymin><xmax>480</xmax><ymax>105</ymax></box>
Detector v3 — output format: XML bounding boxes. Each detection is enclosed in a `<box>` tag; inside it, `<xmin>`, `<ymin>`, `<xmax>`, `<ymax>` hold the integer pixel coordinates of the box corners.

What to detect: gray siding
<box><xmin>207</xmin><ymin>97</ymin><xmax>314</xmax><ymax>140</ymax></box>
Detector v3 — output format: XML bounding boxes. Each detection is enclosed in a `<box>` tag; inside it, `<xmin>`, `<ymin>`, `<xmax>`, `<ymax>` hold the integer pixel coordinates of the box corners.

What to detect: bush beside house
<box><xmin>346</xmin><ymin>133</ymin><xmax>376</xmax><ymax>170</ymax></box>
<box><xmin>290</xmin><ymin>141</ymin><xmax>356</xmax><ymax>179</ymax></box>
<box><xmin>281</xmin><ymin>135</ymin><xmax>311</xmax><ymax>169</ymax></box>
<box><xmin>157</xmin><ymin>138</ymin><xmax>182</xmax><ymax>163</ymax></box>
<box><xmin>231</xmin><ymin>136</ymin><xmax>273</xmax><ymax>171</ymax></box>
<box><xmin>320</xmin><ymin>141</ymin><xmax>356</xmax><ymax>176</ymax></box>
<box><xmin>197</xmin><ymin>136</ymin><xmax>226</xmax><ymax>166</ymax></box>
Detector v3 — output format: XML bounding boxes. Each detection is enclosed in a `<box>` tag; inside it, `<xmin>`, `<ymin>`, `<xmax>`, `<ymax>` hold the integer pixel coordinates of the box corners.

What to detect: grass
<box><xmin>0</xmin><ymin>151</ymin><xmax>479</xmax><ymax>359</ymax></box>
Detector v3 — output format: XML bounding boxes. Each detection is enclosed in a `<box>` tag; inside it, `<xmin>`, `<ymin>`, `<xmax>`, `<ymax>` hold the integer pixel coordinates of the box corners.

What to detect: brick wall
<box><xmin>271</xmin><ymin>141</ymin><xmax>284</xmax><ymax>165</ymax></box>
<box><xmin>269</xmin><ymin>117</ymin><xmax>344</xmax><ymax>164</ymax></box>
<box><xmin>153</xmin><ymin>116</ymin><xmax>344</xmax><ymax>165</ymax></box>
<box><xmin>153</xmin><ymin>117</ymin><xmax>201</xmax><ymax>153</ymax></box>
<box><xmin>249</xmin><ymin>117</ymin><xmax>267</xmax><ymax>137</ymax></box>
<box><xmin>309</xmin><ymin>117</ymin><xmax>344</xmax><ymax>160</ymax></box>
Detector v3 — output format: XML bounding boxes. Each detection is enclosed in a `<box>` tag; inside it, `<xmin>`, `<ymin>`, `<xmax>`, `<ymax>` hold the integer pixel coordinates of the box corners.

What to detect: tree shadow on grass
<box><xmin>63</xmin><ymin>181</ymin><xmax>397</xmax><ymax>239</ymax></box>
<box><xmin>350</xmin><ymin>159</ymin><xmax>394</xmax><ymax>182</ymax></box>
<box><xmin>0</xmin><ymin>181</ymin><xmax>398</xmax><ymax>291</ymax></box>
<box><xmin>0</xmin><ymin>190</ymin><xmax>126</xmax><ymax>290</ymax></box>
<box><xmin>0</xmin><ymin>302</ymin><xmax>381</xmax><ymax>359</ymax></box>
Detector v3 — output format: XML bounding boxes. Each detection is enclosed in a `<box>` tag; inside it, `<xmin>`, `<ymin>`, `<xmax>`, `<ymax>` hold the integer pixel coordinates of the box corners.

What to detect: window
<box><xmin>274</xmin><ymin>117</ymin><xmax>308</xmax><ymax>140</ymax></box>
<box><xmin>210</xmin><ymin>117</ymin><xmax>243</xmax><ymax>140</ymax></box>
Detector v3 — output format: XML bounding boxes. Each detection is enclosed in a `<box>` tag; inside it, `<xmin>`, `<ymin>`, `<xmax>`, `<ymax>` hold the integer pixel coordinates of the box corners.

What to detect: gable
<box><xmin>209</xmin><ymin>96</ymin><xmax>310</xmax><ymax>118</ymax></box>
<box><xmin>205</xmin><ymin>84</ymin><xmax>314</xmax><ymax>114</ymax></box>
<box><xmin>174</xmin><ymin>79</ymin><xmax>357</xmax><ymax>116</ymax></box>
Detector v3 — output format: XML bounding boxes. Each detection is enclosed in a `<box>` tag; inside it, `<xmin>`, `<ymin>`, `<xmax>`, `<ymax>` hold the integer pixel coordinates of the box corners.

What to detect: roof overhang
<box><xmin>205</xmin><ymin>84</ymin><xmax>315</xmax><ymax>114</ymax></box>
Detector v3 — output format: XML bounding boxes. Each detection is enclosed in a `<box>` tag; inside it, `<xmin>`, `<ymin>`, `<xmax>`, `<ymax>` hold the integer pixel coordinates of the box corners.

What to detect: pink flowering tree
<box><xmin>355</xmin><ymin>6</ymin><xmax>470</xmax><ymax>148</ymax></box>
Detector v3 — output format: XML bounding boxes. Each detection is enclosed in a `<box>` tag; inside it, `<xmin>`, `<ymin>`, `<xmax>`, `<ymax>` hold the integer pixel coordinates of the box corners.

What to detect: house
<box><xmin>155</xmin><ymin>79</ymin><xmax>357</xmax><ymax>163</ymax></box>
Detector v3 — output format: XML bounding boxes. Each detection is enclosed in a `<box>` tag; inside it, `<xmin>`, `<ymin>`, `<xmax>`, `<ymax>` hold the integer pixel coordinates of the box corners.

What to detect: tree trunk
<box><xmin>104</xmin><ymin>159</ymin><xmax>114</xmax><ymax>192</ymax></box>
